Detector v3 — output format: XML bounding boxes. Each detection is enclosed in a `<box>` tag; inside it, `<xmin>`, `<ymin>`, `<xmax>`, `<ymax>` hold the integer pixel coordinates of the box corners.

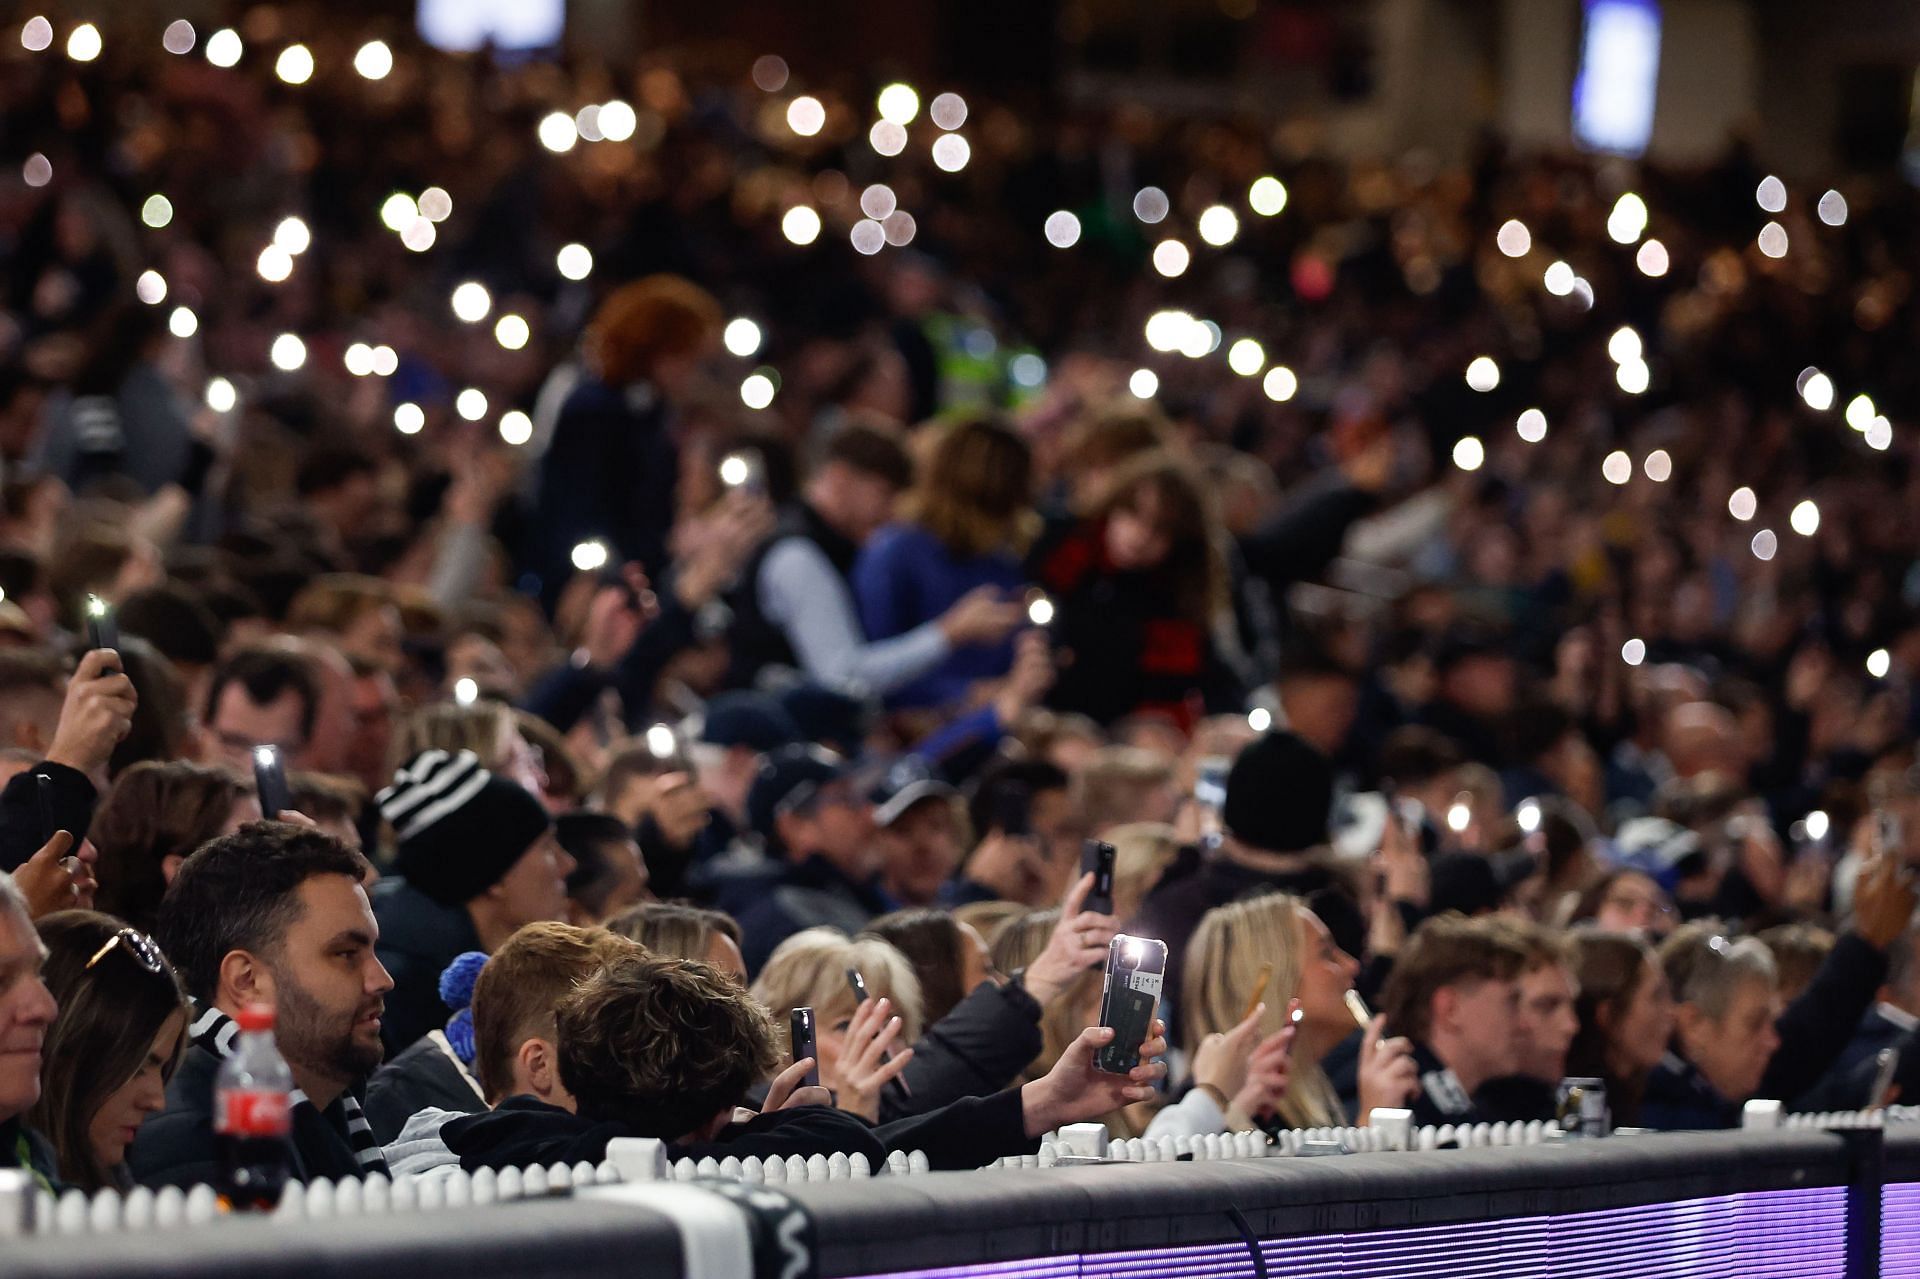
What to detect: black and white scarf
<box><xmin>189</xmin><ymin>1003</ymin><xmax>389</xmax><ymax>1177</ymax></box>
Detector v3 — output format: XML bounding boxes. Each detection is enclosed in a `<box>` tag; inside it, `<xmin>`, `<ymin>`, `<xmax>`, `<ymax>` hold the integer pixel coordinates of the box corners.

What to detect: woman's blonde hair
<box><xmin>1101</xmin><ymin>821</ymin><xmax>1183</xmax><ymax>922</ymax></box>
<box><xmin>899</xmin><ymin>416</ymin><xmax>1036</xmax><ymax>560</ymax></box>
<box><xmin>990</xmin><ymin>910</ymin><xmax>1095</xmax><ymax>1082</ymax></box>
<box><xmin>1182</xmin><ymin>894</ymin><xmax>1345</xmax><ymax>1129</ymax></box>
<box><xmin>749</xmin><ymin>928</ymin><xmax>924</xmax><ymax>1055</ymax></box>
<box><xmin>387</xmin><ymin>700</ymin><xmax>517</xmax><ymax>777</ymax></box>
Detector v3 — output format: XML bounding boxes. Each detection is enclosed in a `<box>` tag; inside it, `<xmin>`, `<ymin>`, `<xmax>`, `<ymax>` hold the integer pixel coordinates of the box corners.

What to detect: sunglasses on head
<box><xmin>85</xmin><ymin>928</ymin><xmax>166</xmax><ymax>976</ymax></box>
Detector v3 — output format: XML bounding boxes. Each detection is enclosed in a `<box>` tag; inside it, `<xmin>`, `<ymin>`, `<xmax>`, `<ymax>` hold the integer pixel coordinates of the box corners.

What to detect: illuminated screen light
<box><xmin>355</xmin><ymin>39</ymin><xmax>393</xmax><ymax>79</ymax></box>
<box><xmin>781</xmin><ymin>206</ymin><xmax>822</xmax><ymax>246</ymax></box>
<box><xmin>1248</xmin><ymin>708</ymin><xmax>1272</xmax><ymax>732</ymax></box>
<box><xmin>451</xmin><ymin>282</ymin><xmax>492</xmax><ymax>323</ymax></box>
<box><xmin>205</xmin><ymin>28</ymin><xmax>242</xmax><ymax>67</ymax></box>
<box><xmin>1010</xmin><ymin>353</ymin><xmax>1046</xmax><ymax>388</ymax></box>
<box><xmin>537</xmin><ymin>112</ymin><xmax>578</xmax><ymax>153</ymax></box>
<box><xmin>1572</xmin><ymin>277</ymin><xmax>1595</xmax><ymax>310</ymax></box>
<box><xmin>1178</xmin><ymin>321</ymin><xmax>1220</xmax><ymax>360</ymax></box>
<box><xmin>556</xmin><ymin>243</ymin><xmax>593</xmax><ymax>280</ymax></box>
<box><xmin>275</xmin><ymin>44</ymin><xmax>314</xmax><ymax>85</ymax></box>
<box><xmin>455</xmin><ymin>388</ymin><xmax>488</xmax><ymax>421</ymax></box>
<box><xmin>380</xmin><ymin>193</ymin><xmax>419</xmax><ymax>232</ymax></box>
<box><xmin>1133</xmin><ymin>187</ymin><xmax>1170</xmax><ymax>224</ymax></box>
<box><xmin>1757</xmin><ymin>221</ymin><xmax>1788</xmax><ymax>258</ymax></box>
<box><xmin>394</xmin><ymin>403</ymin><xmax>425</xmax><ymax>434</ymax></box>
<box><xmin>1572</xmin><ymin>0</ymin><xmax>1662</xmax><ymax>157</ymax></box>
<box><xmin>1544</xmin><ymin>260</ymin><xmax>1576</xmax><ymax>295</ymax></box>
<box><xmin>860</xmin><ymin>185</ymin><xmax>897</xmax><ymax>220</ymax></box>
<box><xmin>21</xmin><ymin>154</ymin><xmax>50</xmax><ymax>188</ymax></box>
<box><xmin>1751</xmin><ymin>528</ymin><xmax>1778</xmax><ymax>561</ymax></box>
<box><xmin>1616</xmin><ymin>358</ymin><xmax>1650</xmax><ymax>394</ymax></box>
<box><xmin>1636</xmin><ymin>239</ymin><xmax>1670</xmax><ymax>276</ymax></box>
<box><xmin>256</xmin><ymin>245</ymin><xmax>294</xmax><ymax>283</ymax></box>
<box><xmin>1643</xmin><ymin>449</ymin><xmax>1672</xmax><ymax>482</ymax></box>
<box><xmin>1249</xmin><ymin>177</ymin><xmax>1287</xmax><ymax>217</ymax></box>
<box><xmin>1226</xmin><ymin>339</ymin><xmax>1264</xmax><ymax>377</ymax></box>
<box><xmin>417</xmin><ymin>0</ymin><xmax>564</xmax><ymax>53</ymax></box>
<box><xmin>1756</xmin><ymin>175</ymin><xmax>1787</xmax><ymax>213</ymax></box>
<box><xmin>499</xmin><ymin>411</ymin><xmax>533</xmax><ymax>446</ymax></box>
<box><xmin>876</xmin><ymin>83</ymin><xmax>919</xmax><ymax>125</ymax></box>
<box><xmin>869</xmin><ymin>121</ymin><xmax>908</xmax><ymax>156</ymax></box>
<box><xmin>494</xmin><ymin>314</ymin><xmax>531</xmax><ymax>350</ymax></box>
<box><xmin>752</xmin><ymin>56</ymin><xmax>789</xmax><ymax>93</ymax></box>
<box><xmin>1496</xmin><ymin>220</ymin><xmax>1532</xmax><ymax>257</ymax></box>
<box><xmin>1606</xmin><ymin>192</ymin><xmax>1649</xmax><ymax>244</ymax></box>
<box><xmin>1452</xmin><ymin>436</ymin><xmax>1486</xmax><ymax>472</ymax></box>
<box><xmin>344</xmin><ymin>343</ymin><xmax>375</xmax><ymax>376</ymax></box>
<box><xmin>371</xmin><ymin>345</ymin><xmax>398</xmax><ymax>377</ymax></box>
<box><xmin>1197</xmin><ymin>205</ymin><xmax>1239</xmax><ymax>247</ymax></box>
<box><xmin>574</xmin><ymin>105</ymin><xmax>605</xmax><ymax>143</ymax></box>
<box><xmin>1622</xmin><ymin>638</ymin><xmax>1647</xmax><ymax>666</ymax></box>
<box><xmin>136</xmin><ymin>271</ymin><xmax>167</xmax><ymax>305</ymax></box>
<box><xmin>1800</xmin><ymin>371</ymin><xmax>1834</xmax><ymax>411</ymax></box>
<box><xmin>162</xmin><ymin>20</ymin><xmax>196</xmax><ymax>54</ymax></box>
<box><xmin>723</xmin><ymin>319</ymin><xmax>763</xmax><ymax>358</ymax></box>
<box><xmin>20</xmin><ymin>16</ymin><xmax>51</xmax><ymax>51</ymax></box>
<box><xmin>269</xmin><ymin>333</ymin><xmax>307</xmax><ymax>371</ymax></box>
<box><xmin>1607</xmin><ymin>326</ymin><xmax>1642</xmax><ymax>364</ymax></box>
<box><xmin>1516</xmin><ymin>409</ymin><xmax>1548</xmax><ymax>442</ymax></box>
<box><xmin>1868</xmin><ymin>649</ymin><xmax>1892</xmax><ymax>680</ymax></box>
<box><xmin>66</xmin><ymin>22</ymin><xmax>101</xmax><ymax>62</ymax></box>
<box><xmin>850</xmin><ymin>219</ymin><xmax>886</xmax><ymax>255</ymax></box>
<box><xmin>740</xmin><ymin>373</ymin><xmax>776</xmax><ymax>410</ymax></box>
<box><xmin>418</xmin><ymin>188</ymin><xmax>453</xmax><ymax>223</ymax></box>
<box><xmin>881</xmin><ymin>212</ymin><xmax>916</xmax><ymax>246</ymax></box>
<box><xmin>1152</xmin><ymin>240</ymin><xmax>1191</xmax><ymax>278</ymax></box>
<box><xmin>1144</xmin><ymin>310</ymin><xmax>1192</xmax><ymax>353</ymax></box>
<box><xmin>1128</xmin><ymin>368</ymin><xmax>1159</xmax><ymax>399</ymax></box>
<box><xmin>929</xmin><ymin>92</ymin><xmax>968</xmax><ymax>130</ymax></box>
<box><xmin>570</xmin><ymin>541</ymin><xmax>608</xmax><ymax>572</ymax></box>
<box><xmin>1044</xmin><ymin>211</ymin><xmax>1081</xmax><ymax>249</ymax></box>
<box><xmin>1728</xmin><ymin>487</ymin><xmax>1757</xmax><ymax>521</ymax></box>
<box><xmin>273</xmin><ymin>216</ymin><xmax>311</xmax><ymax>255</ymax></box>
<box><xmin>931</xmin><ymin>133</ymin><xmax>970</xmax><ymax>172</ymax></box>
<box><xmin>1262</xmin><ymin>366</ymin><xmax>1298</xmax><ymax>403</ymax></box>
<box><xmin>599</xmin><ymin>101</ymin><xmax>637</xmax><ymax>142</ymax></box>
<box><xmin>204</xmin><ymin>377</ymin><xmax>237</xmax><ymax>413</ymax></box>
<box><xmin>1817</xmin><ymin>190</ymin><xmax>1848</xmax><ymax>226</ymax></box>
<box><xmin>1789</xmin><ymin>499</ymin><xmax>1819</xmax><ymax>537</ymax></box>
<box><xmin>1866</xmin><ymin>417</ymin><xmax>1893</xmax><ymax>451</ymax></box>
<box><xmin>1602</xmin><ymin>451</ymin><xmax>1632</xmax><ymax>485</ymax></box>
<box><xmin>786</xmin><ymin>95</ymin><xmax>826</xmax><ymax>137</ymax></box>
<box><xmin>167</xmin><ymin>307</ymin><xmax>197</xmax><ymax>338</ymax></box>
<box><xmin>1846</xmin><ymin>394</ymin><xmax>1876</xmax><ymax>431</ymax></box>
<box><xmin>1465</xmin><ymin>356</ymin><xmax>1500</xmax><ymax>392</ymax></box>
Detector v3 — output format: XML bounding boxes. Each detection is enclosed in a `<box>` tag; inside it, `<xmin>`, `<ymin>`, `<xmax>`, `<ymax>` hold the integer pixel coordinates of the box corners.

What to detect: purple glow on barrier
<box><xmin>1886</xmin><ymin>1182</ymin><xmax>1920</xmax><ymax>1277</ymax></box>
<box><xmin>849</xmin><ymin>1187</ymin><xmax>1846</xmax><ymax>1279</ymax></box>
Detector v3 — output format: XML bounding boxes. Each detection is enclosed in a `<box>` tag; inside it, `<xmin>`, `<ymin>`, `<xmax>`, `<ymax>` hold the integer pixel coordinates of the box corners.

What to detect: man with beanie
<box><xmin>1132</xmin><ymin>731</ymin><xmax>1342</xmax><ymax>1040</ymax></box>
<box><xmin>371</xmin><ymin>750</ymin><xmax>575</xmax><ymax>1054</ymax></box>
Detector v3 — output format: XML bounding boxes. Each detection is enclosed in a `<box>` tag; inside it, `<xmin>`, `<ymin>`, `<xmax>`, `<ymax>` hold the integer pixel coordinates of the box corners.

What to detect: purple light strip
<box><xmin>846</xmin><ymin>1186</ymin><xmax>1846</xmax><ymax>1279</ymax></box>
<box><xmin>1884</xmin><ymin>1182</ymin><xmax>1920</xmax><ymax>1278</ymax></box>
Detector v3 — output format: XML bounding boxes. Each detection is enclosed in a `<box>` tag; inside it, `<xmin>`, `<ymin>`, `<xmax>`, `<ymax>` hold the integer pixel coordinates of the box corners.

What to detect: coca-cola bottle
<box><xmin>214</xmin><ymin>1004</ymin><xmax>294</xmax><ymax>1211</ymax></box>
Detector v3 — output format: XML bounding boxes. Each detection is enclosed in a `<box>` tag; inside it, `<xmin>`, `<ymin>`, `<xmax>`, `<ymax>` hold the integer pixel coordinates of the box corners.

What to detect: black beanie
<box><xmin>1222</xmin><ymin>731</ymin><xmax>1333</xmax><ymax>854</ymax></box>
<box><xmin>378</xmin><ymin>750</ymin><xmax>552</xmax><ymax>908</ymax></box>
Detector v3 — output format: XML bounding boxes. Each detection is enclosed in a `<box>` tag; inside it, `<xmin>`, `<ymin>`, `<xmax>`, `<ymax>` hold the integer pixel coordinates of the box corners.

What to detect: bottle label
<box><xmin>217</xmin><ymin>1089</ymin><xmax>292</xmax><ymax>1138</ymax></box>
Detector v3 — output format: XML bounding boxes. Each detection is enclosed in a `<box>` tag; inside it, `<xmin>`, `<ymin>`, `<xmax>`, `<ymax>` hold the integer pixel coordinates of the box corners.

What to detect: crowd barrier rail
<box><xmin>7</xmin><ymin>1120</ymin><xmax>1916</xmax><ymax>1278</ymax></box>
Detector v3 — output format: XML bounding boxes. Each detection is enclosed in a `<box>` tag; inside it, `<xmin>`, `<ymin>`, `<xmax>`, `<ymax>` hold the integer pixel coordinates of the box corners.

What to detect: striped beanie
<box><xmin>377</xmin><ymin>750</ymin><xmax>552</xmax><ymax>908</ymax></box>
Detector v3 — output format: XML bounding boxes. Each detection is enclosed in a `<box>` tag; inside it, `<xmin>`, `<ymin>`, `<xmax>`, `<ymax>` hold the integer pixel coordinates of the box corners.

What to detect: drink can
<box><xmin>1556</xmin><ymin>1077</ymin><xmax>1610</xmax><ymax>1137</ymax></box>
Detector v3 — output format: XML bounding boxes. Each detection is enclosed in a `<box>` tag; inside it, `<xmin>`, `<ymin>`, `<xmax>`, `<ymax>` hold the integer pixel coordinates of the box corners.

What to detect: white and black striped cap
<box><xmin>377</xmin><ymin>750</ymin><xmax>552</xmax><ymax>907</ymax></box>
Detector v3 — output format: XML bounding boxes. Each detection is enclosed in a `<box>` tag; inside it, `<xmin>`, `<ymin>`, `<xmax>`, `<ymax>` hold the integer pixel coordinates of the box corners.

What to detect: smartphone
<box><xmin>719</xmin><ymin>450</ymin><xmax>767</xmax><ymax>497</ymax></box>
<box><xmin>34</xmin><ymin>771</ymin><xmax>54</xmax><ymax>848</ymax></box>
<box><xmin>83</xmin><ymin>594</ymin><xmax>118</xmax><ymax>653</ymax></box>
<box><xmin>1872</xmin><ymin>1046</ymin><xmax>1901</xmax><ymax>1108</ymax></box>
<box><xmin>993</xmin><ymin>781</ymin><xmax>1032</xmax><ymax>840</ymax></box>
<box><xmin>1344</xmin><ymin>989</ymin><xmax>1372</xmax><ymax>1030</ymax></box>
<box><xmin>1194</xmin><ymin>757</ymin><xmax>1229</xmax><ymax>849</ymax></box>
<box><xmin>1081</xmin><ymin>840</ymin><xmax>1116</xmax><ymax>915</ymax></box>
<box><xmin>252</xmin><ymin>745</ymin><xmax>291</xmax><ymax>819</ymax></box>
<box><xmin>790</xmin><ymin>1007</ymin><xmax>818</xmax><ymax>1088</ymax></box>
<box><xmin>1095</xmin><ymin>934</ymin><xmax>1168</xmax><ymax>1076</ymax></box>
<box><xmin>845</xmin><ymin>965</ymin><xmax>871</xmax><ymax>1006</ymax></box>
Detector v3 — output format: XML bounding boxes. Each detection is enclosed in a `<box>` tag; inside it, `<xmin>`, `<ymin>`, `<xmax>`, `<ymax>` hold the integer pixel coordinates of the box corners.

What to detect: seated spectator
<box><xmin>202</xmin><ymin>647</ymin><xmax>319</xmax><ymax>773</ymax></box>
<box><xmin>0</xmin><ymin>645</ymin><xmax>138</xmax><ymax>875</ymax></box>
<box><xmin>1566</xmin><ymin>932</ymin><xmax>1673</xmax><ymax>1128</ymax></box>
<box><xmin>1378</xmin><ymin>914</ymin><xmax>1551</xmax><ymax>1126</ymax></box>
<box><xmin>1801</xmin><ymin>922</ymin><xmax>1920</xmax><ymax>1109</ymax></box>
<box><xmin>286</xmin><ymin>575</ymin><xmax>405</xmax><ymax>676</ymax></box>
<box><xmin>871</xmin><ymin>762</ymin><xmax>965</xmax><ymax>908</ymax></box>
<box><xmin>387</xmin><ymin>701</ymin><xmax>553</xmax><ymax>811</ymax></box>
<box><xmin>0</xmin><ymin>649</ymin><xmax>67</xmax><ymax>757</ymax></box>
<box><xmin>371</xmin><ymin>750</ymin><xmax>572</xmax><ymax>1053</ymax></box>
<box><xmin>1571</xmin><ymin>868</ymin><xmax>1677</xmax><ymax>938</ymax></box>
<box><xmin>558</xmin><ymin>811</ymin><xmax>649</xmax><ymax>925</ymax></box>
<box><xmin>0</xmin><ymin>872</ymin><xmax>59</xmax><ymax>1191</ymax></box>
<box><xmin>1643</xmin><ymin>925</ymin><xmax>1780</xmax><ymax>1130</ymax></box>
<box><xmin>945</xmin><ymin>759</ymin><xmax>1081</xmax><ymax>909</ymax></box>
<box><xmin>1176</xmin><ymin>893</ymin><xmax>1415</xmax><ymax>1134</ymax></box>
<box><xmin>363</xmin><ymin>952</ymin><xmax>487</xmax><ymax>1146</ymax></box>
<box><xmin>750</xmin><ymin>927</ymin><xmax>921</xmax><ymax>1122</ymax></box>
<box><xmin>117</xmin><ymin>582</ymin><xmax>222</xmax><ymax>707</ymax></box>
<box><xmin>607</xmin><ymin>901</ymin><xmax>747</xmax><ymax>981</ymax></box>
<box><xmin>1757</xmin><ymin>923</ymin><xmax>1836</xmax><ymax>1004</ymax></box>
<box><xmin>89</xmin><ymin>761</ymin><xmax>255</xmax><ymax>933</ymax></box>
<box><xmin>28</xmin><ymin>911</ymin><xmax>186</xmax><ymax>1190</ymax></box>
<box><xmin>720</xmin><ymin>745</ymin><xmax>890</xmax><ymax>975</ymax></box>
<box><xmin>130</xmin><ymin>823</ymin><xmax>394</xmax><ymax>1188</ymax></box>
<box><xmin>288</xmin><ymin>771</ymin><xmax>370</xmax><ymax>855</ymax></box>
<box><xmin>1511</xmin><ymin>923</ymin><xmax>1580</xmax><ymax>1085</ymax></box>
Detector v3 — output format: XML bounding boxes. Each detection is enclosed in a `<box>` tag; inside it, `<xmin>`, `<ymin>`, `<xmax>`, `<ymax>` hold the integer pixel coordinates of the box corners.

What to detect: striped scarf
<box><xmin>189</xmin><ymin>1004</ymin><xmax>390</xmax><ymax>1178</ymax></box>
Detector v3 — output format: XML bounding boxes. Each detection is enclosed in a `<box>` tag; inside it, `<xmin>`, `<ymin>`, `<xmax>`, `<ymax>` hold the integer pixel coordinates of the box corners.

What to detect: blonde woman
<box><xmin>750</xmin><ymin>928</ymin><xmax>921</xmax><ymax>1122</ymax></box>
<box><xmin>1174</xmin><ymin>893</ymin><xmax>1416</xmax><ymax>1134</ymax></box>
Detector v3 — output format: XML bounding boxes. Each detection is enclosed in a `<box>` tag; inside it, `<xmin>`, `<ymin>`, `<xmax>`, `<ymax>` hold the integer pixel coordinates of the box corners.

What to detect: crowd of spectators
<box><xmin>2</xmin><ymin>3</ymin><xmax>1920</xmax><ymax>1212</ymax></box>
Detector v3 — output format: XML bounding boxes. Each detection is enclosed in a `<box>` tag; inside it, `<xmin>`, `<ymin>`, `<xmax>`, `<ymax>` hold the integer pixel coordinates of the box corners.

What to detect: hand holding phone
<box><xmin>253</xmin><ymin>745</ymin><xmax>291</xmax><ymax>819</ymax></box>
<box><xmin>845</xmin><ymin>966</ymin><xmax>910</xmax><ymax>1093</ymax></box>
<box><xmin>1080</xmin><ymin>840</ymin><xmax>1116</xmax><ymax>916</ymax></box>
<box><xmin>1095</xmin><ymin>934</ymin><xmax>1168</xmax><ymax>1076</ymax></box>
<box><xmin>790</xmin><ymin>1007</ymin><xmax>818</xmax><ymax>1089</ymax></box>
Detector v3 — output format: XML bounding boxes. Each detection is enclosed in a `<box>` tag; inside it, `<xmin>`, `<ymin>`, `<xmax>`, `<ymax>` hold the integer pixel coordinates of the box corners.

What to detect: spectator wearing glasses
<box><xmin>27</xmin><ymin>911</ymin><xmax>186</xmax><ymax>1190</ymax></box>
<box><xmin>0</xmin><ymin>871</ymin><xmax>59</xmax><ymax>1192</ymax></box>
<box><xmin>1572</xmin><ymin>868</ymin><xmax>1676</xmax><ymax>938</ymax></box>
<box><xmin>201</xmin><ymin>647</ymin><xmax>319</xmax><ymax>774</ymax></box>
<box><xmin>717</xmin><ymin>745</ymin><xmax>890</xmax><ymax>976</ymax></box>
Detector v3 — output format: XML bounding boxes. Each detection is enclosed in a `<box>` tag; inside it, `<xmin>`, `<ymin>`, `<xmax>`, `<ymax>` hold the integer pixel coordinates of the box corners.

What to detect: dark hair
<box><xmin>605</xmin><ymin>901</ymin><xmax>741</xmax><ymax>962</ymax></box>
<box><xmin>107</xmin><ymin>636</ymin><xmax>190</xmax><ymax>778</ymax></box>
<box><xmin>556</xmin><ymin>952</ymin><xmax>777</xmax><ymax>1138</ymax></box>
<box><xmin>1086</xmin><ymin>450</ymin><xmax>1226</xmax><ymax>622</ymax></box>
<box><xmin>204</xmin><ymin>647</ymin><xmax>319</xmax><ymax>743</ymax></box>
<box><xmin>863</xmin><ymin>909</ymin><xmax>968</xmax><ymax>1024</ymax></box>
<box><xmin>900</xmin><ymin>416</ymin><xmax>1035</xmax><ymax>559</ymax></box>
<box><xmin>472</xmin><ymin>922</ymin><xmax>640</xmax><ymax>1105</ymax></box>
<box><xmin>1379</xmin><ymin>914</ymin><xmax>1528</xmax><ymax>1044</ymax></box>
<box><xmin>0</xmin><ymin>648</ymin><xmax>65</xmax><ymax>701</ymax></box>
<box><xmin>819</xmin><ymin>420</ymin><xmax>913</xmax><ymax>491</ymax></box>
<box><xmin>91</xmin><ymin>761</ymin><xmax>249</xmax><ymax>934</ymax></box>
<box><xmin>118</xmin><ymin>585</ymin><xmax>222</xmax><ymax>668</ymax></box>
<box><xmin>1567</xmin><ymin>932</ymin><xmax>1659</xmax><ymax>1126</ymax></box>
<box><xmin>288</xmin><ymin>773</ymin><xmax>367</xmax><ymax>828</ymax></box>
<box><xmin>155</xmin><ymin>822</ymin><xmax>366</xmax><ymax>1004</ymax></box>
<box><xmin>1376</xmin><ymin>727</ymin><xmax>1466</xmax><ymax>788</ymax></box>
<box><xmin>558</xmin><ymin>812</ymin><xmax>638</xmax><ymax>920</ymax></box>
<box><xmin>967</xmin><ymin>758</ymin><xmax>1070</xmax><ymax>844</ymax></box>
<box><xmin>27</xmin><ymin>911</ymin><xmax>188</xmax><ymax>1191</ymax></box>
<box><xmin>295</xmin><ymin>445</ymin><xmax>379</xmax><ymax>499</ymax></box>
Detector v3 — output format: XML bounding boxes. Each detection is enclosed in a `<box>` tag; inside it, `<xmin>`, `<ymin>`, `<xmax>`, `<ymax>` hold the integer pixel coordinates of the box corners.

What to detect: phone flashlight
<box><xmin>1025</xmin><ymin>591</ymin><xmax>1055</xmax><ymax>628</ymax></box>
<box><xmin>453</xmin><ymin>677</ymin><xmax>479</xmax><ymax>707</ymax></box>
<box><xmin>571</xmin><ymin>540</ymin><xmax>610</xmax><ymax>573</ymax></box>
<box><xmin>719</xmin><ymin>450</ymin><xmax>767</xmax><ymax>496</ymax></box>
<box><xmin>252</xmin><ymin>744</ymin><xmax>290</xmax><ymax>819</ymax></box>
<box><xmin>84</xmin><ymin>594</ymin><xmax>118</xmax><ymax>653</ymax></box>
<box><xmin>645</xmin><ymin>723</ymin><xmax>678</xmax><ymax>760</ymax></box>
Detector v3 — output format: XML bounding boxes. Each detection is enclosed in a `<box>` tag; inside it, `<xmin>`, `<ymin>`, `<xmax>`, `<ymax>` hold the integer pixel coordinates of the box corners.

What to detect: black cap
<box><xmin>1222</xmin><ymin>731</ymin><xmax>1333</xmax><ymax>854</ymax></box>
<box><xmin>747</xmin><ymin>745</ymin><xmax>855</xmax><ymax>845</ymax></box>
<box><xmin>870</xmin><ymin>756</ymin><xmax>959</xmax><ymax>828</ymax></box>
<box><xmin>699</xmin><ymin>691</ymin><xmax>802</xmax><ymax>753</ymax></box>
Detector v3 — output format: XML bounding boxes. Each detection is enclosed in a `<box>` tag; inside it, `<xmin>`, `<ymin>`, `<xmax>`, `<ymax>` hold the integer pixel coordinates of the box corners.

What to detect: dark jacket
<box><xmin>879</xmin><ymin>980</ymin><xmax>1043</xmax><ymax>1123</ymax></box>
<box><xmin>1757</xmin><ymin>931</ymin><xmax>1888</xmax><ymax>1105</ymax></box>
<box><xmin>370</xmin><ymin>878</ymin><xmax>483</xmax><ymax>1057</ymax></box>
<box><xmin>727</xmin><ymin>502</ymin><xmax>862</xmax><ymax>688</ymax></box>
<box><xmin>520</xmin><ymin>587</ymin><xmax>701</xmax><ymax>737</ymax></box>
<box><xmin>1797</xmin><ymin>1006</ymin><xmax>1913</xmax><ymax>1112</ymax></box>
<box><xmin>444</xmin><ymin>1096</ymin><xmax>886</xmax><ymax>1172</ymax></box>
<box><xmin>1395</xmin><ymin>1042</ymin><xmax>1556</xmax><ymax>1129</ymax></box>
<box><xmin>1642</xmin><ymin>1051</ymin><xmax>1739</xmax><ymax>1131</ymax></box>
<box><xmin>722</xmin><ymin>853</ymin><xmax>894</xmax><ymax>977</ymax></box>
<box><xmin>364</xmin><ymin>1031</ymin><xmax>487</xmax><ymax>1146</ymax></box>
<box><xmin>0</xmin><ymin>762</ymin><xmax>97</xmax><ymax>872</ymax></box>
<box><xmin>127</xmin><ymin>1043</ymin><xmax>372</xmax><ymax>1189</ymax></box>
<box><xmin>1</xmin><ymin>1116</ymin><xmax>61</xmax><ymax>1194</ymax></box>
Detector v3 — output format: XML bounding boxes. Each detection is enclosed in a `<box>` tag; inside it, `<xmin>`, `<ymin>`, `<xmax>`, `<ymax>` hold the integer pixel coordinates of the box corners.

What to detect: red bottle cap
<box><xmin>234</xmin><ymin>1004</ymin><xmax>275</xmax><ymax>1033</ymax></box>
